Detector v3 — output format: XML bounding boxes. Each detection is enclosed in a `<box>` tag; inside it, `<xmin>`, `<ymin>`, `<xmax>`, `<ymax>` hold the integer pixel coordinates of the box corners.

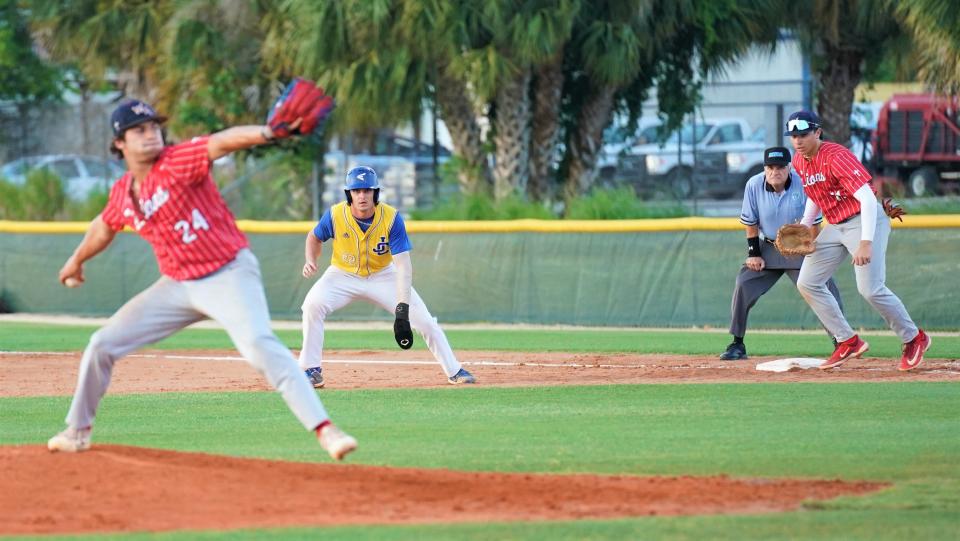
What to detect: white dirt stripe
<box><xmin>0</xmin><ymin>351</ymin><xmax>725</xmax><ymax>370</ymax></box>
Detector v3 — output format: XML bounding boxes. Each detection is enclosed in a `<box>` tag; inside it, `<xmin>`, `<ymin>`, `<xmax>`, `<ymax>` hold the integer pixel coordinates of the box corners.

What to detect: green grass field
<box><xmin>3</xmin><ymin>322</ymin><xmax>960</xmax><ymax>358</ymax></box>
<box><xmin>1</xmin><ymin>324</ymin><xmax>959</xmax><ymax>540</ymax></box>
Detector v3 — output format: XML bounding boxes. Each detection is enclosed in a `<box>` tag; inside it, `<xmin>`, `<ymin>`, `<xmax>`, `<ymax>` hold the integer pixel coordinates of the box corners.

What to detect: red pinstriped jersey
<box><xmin>792</xmin><ymin>141</ymin><xmax>875</xmax><ymax>224</ymax></box>
<box><xmin>101</xmin><ymin>136</ymin><xmax>248</xmax><ymax>280</ymax></box>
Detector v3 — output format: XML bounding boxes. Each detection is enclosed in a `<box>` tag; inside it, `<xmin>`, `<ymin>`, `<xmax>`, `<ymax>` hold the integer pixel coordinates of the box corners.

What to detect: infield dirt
<box><xmin>3</xmin><ymin>349</ymin><xmax>959</xmax><ymax>397</ymax></box>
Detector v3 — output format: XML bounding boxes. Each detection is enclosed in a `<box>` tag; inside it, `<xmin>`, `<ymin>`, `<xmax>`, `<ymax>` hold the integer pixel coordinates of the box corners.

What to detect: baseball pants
<box><xmin>299</xmin><ymin>264</ymin><xmax>463</xmax><ymax>377</ymax></box>
<box><xmin>796</xmin><ymin>202</ymin><xmax>919</xmax><ymax>343</ymax></box>
<box><xmin>64</xmin><ymin>249</ymin><xmax>329</xmax><ymax>431</ymax></box>
<box><xmin>729</xmin><ymin>266</ymin><xmax>842</xmax><ymax>340</ymax></box>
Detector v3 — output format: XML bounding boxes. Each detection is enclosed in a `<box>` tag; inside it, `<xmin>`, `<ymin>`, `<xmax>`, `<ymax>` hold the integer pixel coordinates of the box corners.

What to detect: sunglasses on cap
<box><xmin>786</xmin><ymin>119</ymin><xmax>818</xmax><ymax>133</ymax></box>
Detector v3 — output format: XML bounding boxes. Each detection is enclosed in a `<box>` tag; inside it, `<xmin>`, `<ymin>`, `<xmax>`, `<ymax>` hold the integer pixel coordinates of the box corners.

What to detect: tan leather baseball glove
<box><xmin>774</xmin><ymin>224</ymin><xmax>815</xmax><ymax>257</ymax></box>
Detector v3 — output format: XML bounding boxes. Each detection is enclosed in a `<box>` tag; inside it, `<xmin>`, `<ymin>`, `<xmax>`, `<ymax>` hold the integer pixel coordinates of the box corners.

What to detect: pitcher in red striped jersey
<box><xmin>785</xmin><ymin>110</ymin><xmax>930</xmax><ymax>372</ymax></box>
<box><xmin>48</xmin><ymin>86</ymin><xmax>358</xmax><ymax>460</ymax></box>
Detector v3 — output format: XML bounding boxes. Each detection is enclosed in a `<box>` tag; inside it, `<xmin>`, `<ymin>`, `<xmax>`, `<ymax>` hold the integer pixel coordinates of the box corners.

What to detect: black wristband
<box><xmin>747</xmin><ymin>236</ymin><xmax>761</xmax><ymax>257</ymax></box>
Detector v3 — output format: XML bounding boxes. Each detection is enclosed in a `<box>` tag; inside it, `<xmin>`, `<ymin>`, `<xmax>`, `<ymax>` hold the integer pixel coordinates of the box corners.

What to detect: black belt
<box><xmin>836</xmin><ymin>212</ymin><xmax>860</xmax><ymax>224</ymax></box>
<box><xmin>763</xmin><ymin>237</ymin><xmax>776</xmax><ymax>244</ymax></box>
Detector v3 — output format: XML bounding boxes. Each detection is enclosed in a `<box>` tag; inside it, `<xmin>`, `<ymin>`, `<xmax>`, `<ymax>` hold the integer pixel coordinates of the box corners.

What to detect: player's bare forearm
<box><xmin>745</xmin><ymin>225</ymin><xmax>759</xmax><ymax>238</ymax></box>
<box><xmin>70</xmin><ymin>215</ymin><xmax>116</xmax><ymax>264</ymax></box>
<box><xmin>59</xmin><ymin>215</ymin><xmax>116</xmax><ymax>284</ymax></box>
<box><xmin>208</xmin><ymin>125</ymin><xmax>274</xmax><ymax>161</ymax></box>
<box><xmin>302</xmin><ymin>232</ymin><xmax>323</xmax><ymax>277</ymax></box>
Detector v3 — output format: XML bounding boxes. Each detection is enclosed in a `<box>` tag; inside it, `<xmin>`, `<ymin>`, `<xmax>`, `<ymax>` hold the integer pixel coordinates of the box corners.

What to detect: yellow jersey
<box><xmin>328</xmin><ymin>202</ymin><xmax>399</xmax><ymax>276</ymax></box>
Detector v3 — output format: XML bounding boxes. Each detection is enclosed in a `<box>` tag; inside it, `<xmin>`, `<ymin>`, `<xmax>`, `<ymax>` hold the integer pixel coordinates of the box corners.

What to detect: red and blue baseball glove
<box><xmin>267</xmin><ymin>78</ymin><xmax>335</xmax><ymax>138</ymax></box>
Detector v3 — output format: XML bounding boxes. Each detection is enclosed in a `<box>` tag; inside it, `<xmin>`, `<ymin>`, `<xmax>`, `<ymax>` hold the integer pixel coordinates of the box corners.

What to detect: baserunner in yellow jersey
<box><xmin>298</xmin><ymin>166</ymin><xmax>476</xmax><ymax>388</ymax></box>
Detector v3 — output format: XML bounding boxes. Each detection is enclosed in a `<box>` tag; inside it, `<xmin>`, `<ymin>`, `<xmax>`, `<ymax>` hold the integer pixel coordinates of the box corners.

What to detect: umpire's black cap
<box><xmin>110</xmin><ymin>99</ymin><xmax>167</xmax><ymax>137</ymax></box>
<box><xmin>763</xmin><ymin>146</ymin><xmax>791</xmax><ymax>166</ymax></box>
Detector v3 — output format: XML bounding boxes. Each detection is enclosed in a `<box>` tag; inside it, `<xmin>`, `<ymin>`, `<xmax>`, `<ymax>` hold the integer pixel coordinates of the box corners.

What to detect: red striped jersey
<box><xmin>101</xmin><ymin>136</ymin><xmax>248</xmax><ymax>280</ymax></box>
<box><xmin>791</xmin><ymin>141</ymin><xmax>875</xmax><ymax>224</ymax></box>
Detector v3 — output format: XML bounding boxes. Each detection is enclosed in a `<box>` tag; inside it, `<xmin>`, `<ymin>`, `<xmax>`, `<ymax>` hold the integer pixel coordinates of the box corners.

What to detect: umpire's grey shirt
<box><xmin>739</xmin><ymin>170</ymin><xmax>822</xmax><ymax>269</ymax></box>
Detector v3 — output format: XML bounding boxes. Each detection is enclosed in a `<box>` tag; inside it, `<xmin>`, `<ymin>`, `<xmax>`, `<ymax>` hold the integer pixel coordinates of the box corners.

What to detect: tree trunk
<box><xmin>528</xmin><ymin>53</ymin><xmax>564</xmax><ymax>202</ymax></box>
<box><xmin>492</xmin><ymin>67</ymin><xmax>532</xmax><ymax>201</ymax></box>
<box><xmin>434</xmin><ymin>69</ymin><xmax>490</xmax><ymax>195</ymax></box>
<box><xmin>562</xmin><ymin>85</ymin><xmax>617</xmax><ymax>206</ymax></box>
<box><xmin>815</xmin><ymin>45</ymin><xmax>863</xmax><ymax>147</ymax></box>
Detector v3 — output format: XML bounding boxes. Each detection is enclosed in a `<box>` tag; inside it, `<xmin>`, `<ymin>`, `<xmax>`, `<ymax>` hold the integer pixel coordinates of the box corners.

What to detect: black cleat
<box><xmin>720</xmin><ymin>342</ymin><xmax>747</xmax><ymax>361</ymax></box>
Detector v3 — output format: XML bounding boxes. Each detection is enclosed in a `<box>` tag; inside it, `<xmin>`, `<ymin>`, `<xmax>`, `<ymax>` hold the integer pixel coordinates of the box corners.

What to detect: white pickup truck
<box><xmin>617</xmin><ymin>118</ymin><xmax>765</xmax><ymax>199</ymax></box>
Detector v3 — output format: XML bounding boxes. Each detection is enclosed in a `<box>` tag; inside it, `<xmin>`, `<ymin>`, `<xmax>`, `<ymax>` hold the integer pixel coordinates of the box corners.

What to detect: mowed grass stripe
<box><xmin>2</xmin><ymin>322</ymin><xmax>960</xmax><ymax>358</ymax></box>
<box><xmin>4</xmin><ymin>383</ymin><xmax>958</xmax><ymax>481</ymax></box>
<box><xmin>3</xmin><ymin>510</ymin><xmax>959</xmax><ymax>541</ymax></box>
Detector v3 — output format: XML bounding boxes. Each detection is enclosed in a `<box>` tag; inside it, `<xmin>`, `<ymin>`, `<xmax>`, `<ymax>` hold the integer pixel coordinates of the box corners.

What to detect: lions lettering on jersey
<box><xmin>801</xmin><ymin>172</ymin><xmax>826</xmax><ymax>187</ymax></box>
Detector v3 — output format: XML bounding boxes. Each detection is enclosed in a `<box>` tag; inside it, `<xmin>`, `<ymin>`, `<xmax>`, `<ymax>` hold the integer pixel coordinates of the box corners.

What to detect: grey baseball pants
<box><xmin>64</xmin><ymin>249</ymin><xmax>329</xmax><ymax>431</ymax></box>
<box><xmin>729</xmin><ymin>266</ymin><xmax>842</xmax><ymax>340</ymax></box>
<box><xmin>796</xmin><ymin>202</ymin><xmax>919</xmax><ymax>343</ymax></box>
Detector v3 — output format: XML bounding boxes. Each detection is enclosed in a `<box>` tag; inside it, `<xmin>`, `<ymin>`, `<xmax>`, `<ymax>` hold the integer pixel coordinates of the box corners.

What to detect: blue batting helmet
<box><xmin>343</xmin><ymin>166</ymin><xmax>380</xmax><ymax>205</ymax></box>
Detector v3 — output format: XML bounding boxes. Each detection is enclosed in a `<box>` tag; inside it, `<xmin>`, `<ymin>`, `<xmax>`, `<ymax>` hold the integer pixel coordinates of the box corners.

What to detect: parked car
<box><xmin>614</xmin><ymin>118</ymin><xmax>756</xmax><ymax>199</ymax></box>
<box><xmin>0</xmin><ymin>154</ymin><xmax>125</xmax><ymax>201</ymax></box>
<box><xmin>333</xmin><ymin>132</ymin><xmax>452</xmax><ymax>166</ymax></box>
<box><xmin>598</xmin><ymin>118</ymin><xmax>664</xmax><ymax>178</ymax></box>
<box><xmin>722</xmin><ymin>126</ymin><xmax>767</xmax><ymax>192</ymax></box>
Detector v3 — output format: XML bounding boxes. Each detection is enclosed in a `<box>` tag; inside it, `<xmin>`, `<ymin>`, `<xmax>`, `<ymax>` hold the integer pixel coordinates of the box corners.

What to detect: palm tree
<box><xmin>527</xmin><ymin>51</ymin><xmax>564</xmax><ymax>201</ymax></box>
<box><xmin>894</xmin><ymin>0</ymin><xmax>960</xmax><ymax>95</ymax></box>
<box><xmin>488</xmin><ymin>2</ymin><xmax>577</xmax><ymax>201</ymax></box>
<box><xmin>30</xmin><ymin>0</ymin><xmax>171</xmax><ymax>100</ymax></box>
<box><xmin>559</xmin><ymin>0</ymin><xmax>778</xmax><ymax>205</ymax></box>
<box><xmin>28</xmin><ymin>1</ymin><xmax>783</xmax><ymax>211</ymax></box>
<box><xmin>785</xmin><ymin>0</ymin><xmax>903</xmax><ymax>146</ymax></box>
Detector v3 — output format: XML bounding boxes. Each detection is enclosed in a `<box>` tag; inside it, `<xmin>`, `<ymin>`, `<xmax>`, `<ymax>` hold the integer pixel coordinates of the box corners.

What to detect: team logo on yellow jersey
<box><xmin>373</xmin><ymin>236</ymin><xmax>389</xmax><ymax>255</ymax></box>
<box><xmin>329</xmin><ymin>202</ymin><xmax>399</xmax><ymax>276</ymax></box>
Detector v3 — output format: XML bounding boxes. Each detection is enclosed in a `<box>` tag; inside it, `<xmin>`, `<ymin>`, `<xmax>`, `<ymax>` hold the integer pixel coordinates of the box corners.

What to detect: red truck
<box><xmin>870</xmin><ymin>93</ymin><xmax>960</xmax><ymax>196</ymax></box>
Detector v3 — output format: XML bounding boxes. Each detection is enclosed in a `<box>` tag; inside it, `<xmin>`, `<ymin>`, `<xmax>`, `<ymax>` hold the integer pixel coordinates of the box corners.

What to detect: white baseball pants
<box><xmin>64</xmin><ymin>249</ymin><xmax>329</xmax><ymax>432</ymax></box>
<box><xmin>299</xmin><ymin>264</ymin><xmax>462</xmax><ymax>378</ymax></box>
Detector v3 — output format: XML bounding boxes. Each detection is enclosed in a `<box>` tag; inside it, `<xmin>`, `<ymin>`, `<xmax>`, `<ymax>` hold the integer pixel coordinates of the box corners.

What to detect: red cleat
<box><xmin>820</xmin><ymin>335</ymin><xmax>869</xmax><ymax>370</ymax></box>
<box><xmin>899</xmin><ymin>329</ymin><xmax>931</xmax><ymax>372</ymax></box>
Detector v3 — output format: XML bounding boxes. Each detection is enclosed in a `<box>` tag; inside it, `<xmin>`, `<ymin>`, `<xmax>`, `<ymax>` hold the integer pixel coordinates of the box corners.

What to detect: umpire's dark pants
<box><xmin>729</xmin><ymin>267</ymin><xmax>843</xmax><ymax>340</ymax></box>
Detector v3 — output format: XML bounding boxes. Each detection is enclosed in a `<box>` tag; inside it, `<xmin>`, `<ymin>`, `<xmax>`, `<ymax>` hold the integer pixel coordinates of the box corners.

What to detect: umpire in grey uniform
<box><xmin>719</xmin><ymin>147</ymin><xmax>843</xmax><ymax>360</ymax></box>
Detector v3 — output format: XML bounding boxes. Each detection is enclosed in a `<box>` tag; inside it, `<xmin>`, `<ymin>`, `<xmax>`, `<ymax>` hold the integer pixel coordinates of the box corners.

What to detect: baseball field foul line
<box><xmin>1</xmin><ymin>351</ymin><xmax>715</xmax><ymax>370</ymax></box>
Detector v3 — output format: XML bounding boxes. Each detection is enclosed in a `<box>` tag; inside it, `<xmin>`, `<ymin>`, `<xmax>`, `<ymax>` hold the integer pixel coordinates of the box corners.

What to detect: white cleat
<box><xmin>47</xmin><ymin>426</ymin><xmax>92</xmax><ymax>453</ymax></box>
<box><xmin>318</xmin><ymin>424</ymin><xmax>357</xmax><ymax>461</ymax></box>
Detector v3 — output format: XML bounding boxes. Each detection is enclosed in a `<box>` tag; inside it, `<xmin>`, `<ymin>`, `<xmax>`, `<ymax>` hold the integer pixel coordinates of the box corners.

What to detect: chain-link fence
<box><xmin>599</xmin><ymin>79</ymin><xmax>816</xmax><ymax>203</ymax></box>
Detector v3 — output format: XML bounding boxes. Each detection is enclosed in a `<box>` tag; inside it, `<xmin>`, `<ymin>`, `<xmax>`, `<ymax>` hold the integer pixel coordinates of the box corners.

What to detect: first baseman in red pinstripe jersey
<box><xmin>786</xmin><ymin>110</ymin><xmax>931</xmax><ymax>372</ymax></box>
<box><xmin>48</xmin><ymin>80</ymin><xmax>359</xmax><ymax>460</ymax></box>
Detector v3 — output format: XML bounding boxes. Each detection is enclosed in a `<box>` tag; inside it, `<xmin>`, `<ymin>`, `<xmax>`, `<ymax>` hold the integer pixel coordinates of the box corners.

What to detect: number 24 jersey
<box><xmin>100</xmin><ymin>136</ymin><xmax>248</xmax><ymax>281</ymax></box>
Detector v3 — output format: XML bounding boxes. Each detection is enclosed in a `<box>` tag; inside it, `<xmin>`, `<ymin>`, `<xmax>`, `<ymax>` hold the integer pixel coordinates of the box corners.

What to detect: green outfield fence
<box><xmin>1</xmin><ymin>217</ymin><xmax>958</xmax><ymax>330</ymax></box>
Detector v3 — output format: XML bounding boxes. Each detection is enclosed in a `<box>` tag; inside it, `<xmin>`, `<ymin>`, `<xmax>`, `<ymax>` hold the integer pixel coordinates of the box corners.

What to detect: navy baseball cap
<box><xmin>110</xmin><ymin>99</ymin><xmax>167</xmax><ymax>137</ymax></box>
<box><xmin>783</xmin><ymin>110</ymin><xmax>821</xmax><ymax>136</ymax></box>
<box><xmin>763</xmin><ymin>146</ymin><xmax>791</xmax><ymax>166</ymax></box>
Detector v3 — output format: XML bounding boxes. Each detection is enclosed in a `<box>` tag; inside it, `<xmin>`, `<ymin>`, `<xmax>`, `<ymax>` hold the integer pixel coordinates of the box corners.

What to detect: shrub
<box><xmin>66</xmin><ymin>189</ymin><xmax>110</xmax><ymax>221</ymax></box>
<box><xmin>411</xmin><ymin>192</ymin><xmax>555</xmax><ymax>220</ymax></box>
<box><xmin>565</xmin><ymin>187</ymin><xmax>688</xmax><ymax>219</ymax></box>
<box><xmin>0</xmin><ymin>180</ymin><xmax>26</xmax><ymax>219</ymax></box>
<box><xmin>20</xmin><ymin>168</ymin><xmax>66</xmax><ymax>220</ymax></box>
